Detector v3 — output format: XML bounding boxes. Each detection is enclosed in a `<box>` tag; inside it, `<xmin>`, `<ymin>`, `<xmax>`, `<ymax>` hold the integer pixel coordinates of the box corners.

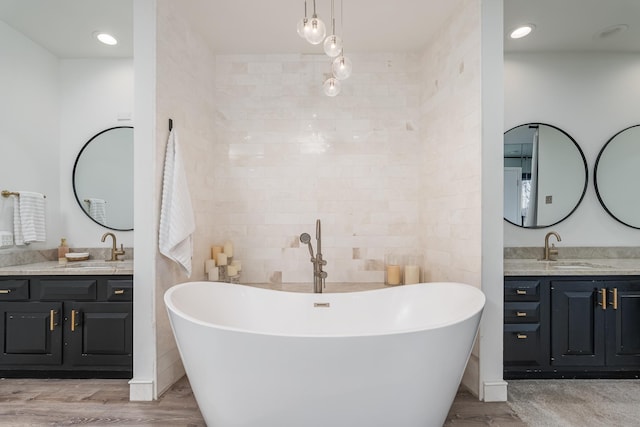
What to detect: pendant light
<box><xmin>323</xmin><ymin>76</ymin><xmax>341</xmax><ymax>96</ymax></box>
<box><xmin>323</xmin><ymin>0</ymin><xmax>343</xmax><ymax>57</ymax></box>
<box><xmin>332</xmin><ymin>53</ymin><xmax>352</xmax><ymax>80</ymax></box>
<box><xmin>305</xmin><ymin>0</ymin><xmax>326</xmax><ymax>45</ymax></box>
<box><xmin>296</xmin><ymin>1</ymin><xmax>309</xmax><ymax>38</ymax></box>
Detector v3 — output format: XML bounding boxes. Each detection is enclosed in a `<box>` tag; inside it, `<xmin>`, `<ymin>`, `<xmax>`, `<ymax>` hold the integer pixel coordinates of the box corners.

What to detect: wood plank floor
<box><xmin>0</xmin><ymin>376</ymin><xmax>524</xmax><ymax>426</ymax></box>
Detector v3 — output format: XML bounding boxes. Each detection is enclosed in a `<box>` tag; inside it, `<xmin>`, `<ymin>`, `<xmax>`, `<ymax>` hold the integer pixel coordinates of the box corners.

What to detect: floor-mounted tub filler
<box><xmin>164</xmin><ymin>281</ymin><xmax>485</xmax><ymax>427</ymax></box>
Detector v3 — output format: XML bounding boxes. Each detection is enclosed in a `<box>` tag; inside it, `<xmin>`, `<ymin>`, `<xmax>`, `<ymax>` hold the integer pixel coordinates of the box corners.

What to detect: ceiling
<box><xmin>0</xmin><ymin>0</ymin><xmax>639</xmax><ymax>58</ymax></box>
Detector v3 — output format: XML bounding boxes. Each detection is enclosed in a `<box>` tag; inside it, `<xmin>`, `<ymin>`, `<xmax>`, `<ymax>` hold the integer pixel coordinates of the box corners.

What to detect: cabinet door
<box><xmin>551</xmin><ymin>281</ymin><xmax>605</xmax><ymax>366</ymax></box>
<box><xmin>0</xmin><ymin>302</ymin><xmax>62</xmax><ymax>365</ymax></box>
<box><xmin>606</xmin><ymin>281</ymin><xmax>640</xmax><ymax>367</ymax></box>
<box><xmin>65</xmin><ymin>302</ymin><xmax>132</xmax><ymax>368</ymax></box>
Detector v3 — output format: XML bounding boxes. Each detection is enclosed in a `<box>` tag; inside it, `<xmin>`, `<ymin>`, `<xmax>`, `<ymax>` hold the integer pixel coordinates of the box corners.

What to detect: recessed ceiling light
<box><xmin>509</xmin><ymin>25</ymin><xmax>535</xmax><ymax>39</ymax></box>
<box><xmin>94</xmin><ymin>32</ymin><xmax>118</xmax><ymax>46</ymax></box>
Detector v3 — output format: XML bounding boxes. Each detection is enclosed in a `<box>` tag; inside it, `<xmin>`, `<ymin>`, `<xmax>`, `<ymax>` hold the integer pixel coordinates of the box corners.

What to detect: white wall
<box><xmin>59</xmin><ymin>59</ymin><xmax>134</xmax><ymax>247</ymax></box>
<box><xmin>0</xmin><ymin>20</ymin><xmax>60</xmax><ymax>249</ymax></box>
<box><xmin>505</xmin><ymin>52</ymin><xmax>640</xmax><ymax>246</ymax></box>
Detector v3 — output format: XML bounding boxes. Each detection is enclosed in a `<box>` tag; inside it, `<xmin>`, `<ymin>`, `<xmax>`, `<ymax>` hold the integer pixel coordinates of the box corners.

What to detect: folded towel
<box><xmin>13</xmin><ymin>191</ymin><xmax>46</xmax><ymax>245</ymax></box>
<box><xmin>87</xmin><ymin>198</ymin><xmax>107</xmax><ymax>224</ymax></box>
<box><xmin>159</xmin><ymin>128</ymin><xmax>196</xmax><ymax>277</ymax></box>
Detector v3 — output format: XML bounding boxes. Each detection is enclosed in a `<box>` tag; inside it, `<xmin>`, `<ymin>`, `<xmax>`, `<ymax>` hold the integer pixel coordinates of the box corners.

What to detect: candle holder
<box><xmin>384</xmin><ymin>253</ymin><xmax>403</xmax><ymax>286</ymax></box>
<box><xmin>216</xmin><ymin>257</ymin><xmax>241</xmax><ymax>283</ymax></box>
<box><xmin>403</xmin><ymin>255</ymin><xmax>422</xmax><ymax>285</ymax></box>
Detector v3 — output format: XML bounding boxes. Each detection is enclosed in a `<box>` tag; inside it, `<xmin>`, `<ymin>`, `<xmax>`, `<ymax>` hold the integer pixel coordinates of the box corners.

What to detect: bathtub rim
<box><xmin>164</xmin><ymin>281</ymin><xmax>485</xmax><ymax>339</ymax></box>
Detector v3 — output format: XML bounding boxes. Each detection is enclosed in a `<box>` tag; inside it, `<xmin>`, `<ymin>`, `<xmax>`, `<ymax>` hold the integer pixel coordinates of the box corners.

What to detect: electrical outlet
<box><xmin>0</xmin><ymin>232</ymin><xmax>14</xmax><ymax>248</ymax></box>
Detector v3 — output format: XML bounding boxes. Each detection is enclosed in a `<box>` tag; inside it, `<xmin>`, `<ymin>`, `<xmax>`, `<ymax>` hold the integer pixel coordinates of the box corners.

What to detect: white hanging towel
<box><xmin>13</xmin><ymin>191</ymin><xmax>46</xmax><ymax>245</ymax></box>
<box><xmin>159</xmin><ymin>128</ymin><xmax>196</xmax><ymax>277</ymax></box>
<box><xmin>87</xmin><ymin>198</ymin><xmax>107</xmax><ymax>224</ymax></box>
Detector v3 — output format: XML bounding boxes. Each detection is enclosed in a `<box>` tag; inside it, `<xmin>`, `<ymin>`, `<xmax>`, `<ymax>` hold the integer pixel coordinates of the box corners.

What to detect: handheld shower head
<box><xmin>299</xmin><ymin>233</ymin><xmax>315</xmax><ymax>258</ymax></box>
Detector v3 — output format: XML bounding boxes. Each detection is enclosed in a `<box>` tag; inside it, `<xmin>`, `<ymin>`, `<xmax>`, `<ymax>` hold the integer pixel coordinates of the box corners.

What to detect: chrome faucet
<box><xmin>101</xmin><ymin>232</ymin><xmax>125</xmax><ymax>261</ymax></box>
<box><xmin>299</xmin><ymin>219</ymin><xmax>328</xmax><ymax>293</ymax></box>
<box><xmin>543</xmin><ymin>231</ymin><xmax>561</xmax><ymax>261</ymax></box>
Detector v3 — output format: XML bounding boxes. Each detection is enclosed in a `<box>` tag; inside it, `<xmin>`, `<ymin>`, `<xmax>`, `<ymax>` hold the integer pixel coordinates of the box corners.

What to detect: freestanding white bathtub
<box><xmin>165</xmin><ymin>281</ymin><xmax>485</xmax><ymax>427</ymax></box>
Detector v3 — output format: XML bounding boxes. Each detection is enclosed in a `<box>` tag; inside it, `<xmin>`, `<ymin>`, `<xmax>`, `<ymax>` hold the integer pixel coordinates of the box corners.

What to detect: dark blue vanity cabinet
<box><xmin>504</xmin><ymin>278</ymin><xmax>551</xmax><ymax>375</ymax></box>
<box><xmin>505</xmin><ymin>276</ymin><xmax>640</xmax><ymax>379</ymax></box>
<box><xmin>0</xmin><ymin>275</ymin><xmax>133</xmax><ymax>378</ymax></box>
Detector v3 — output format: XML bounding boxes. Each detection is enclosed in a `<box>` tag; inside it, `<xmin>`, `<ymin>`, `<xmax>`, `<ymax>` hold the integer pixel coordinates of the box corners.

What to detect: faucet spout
<box><xmin>101</xmin><ymin>232</ymin><xmax>125</xmax><ymax>262</ymax></box>
<box><xmin>543</xmin><ymin>231</ymin><xmax>561</xmax><ymax>261</ymax></box>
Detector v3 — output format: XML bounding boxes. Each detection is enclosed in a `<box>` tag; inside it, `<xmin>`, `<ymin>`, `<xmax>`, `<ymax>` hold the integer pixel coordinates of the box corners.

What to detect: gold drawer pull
<box><xmin>599</xmin><ymin>288</ymin><xmax>607</xmax><ymax>310</ymax></box>
<box><xmin>516</xmin><ymin>289</ymin><xmax>527</xmax><ymax>295</ymax></box>
<box><xmin>517</xmin><ymin>334</ymin><xmax>528</xmax><ymax>339</ymax></box>
<box><xmin>0</xmin><ymin>289</ymin><xmax>11</xmax><ymax>294</ymax></box>
<box><xmin>114</xmin><ymin>289</ymin><xmax>125</xmax><ymax>295</ymax></box>
<box><xmin>516</xmin><ymin>311</ymin><xmax>527</xmax><ymax>317</ymax></box>
<box><xmin>609</xmin><ymin>288</ymin><xmax>618</xmax><ymax>310</ymax></box>
<box><xmin>49</xmin><ymin>310</ymin><xmax>58</xmax><ymax>331</ymax></box>
<box><xmin>71</xmin><ymin>309</ymin><xmax>78</xmax><ymax>332</ymax></box>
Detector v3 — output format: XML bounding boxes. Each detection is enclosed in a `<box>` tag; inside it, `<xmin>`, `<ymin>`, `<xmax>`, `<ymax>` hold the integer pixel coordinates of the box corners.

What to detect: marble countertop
<box><xmin>504</xmin><ymin>258</ymin><xmax>640</xmax><ymax>276</ymax></box>
<box><xmin>0</xmin><ymin>260</ymin><xmax>133</xmax><ymax>276</ymax></box>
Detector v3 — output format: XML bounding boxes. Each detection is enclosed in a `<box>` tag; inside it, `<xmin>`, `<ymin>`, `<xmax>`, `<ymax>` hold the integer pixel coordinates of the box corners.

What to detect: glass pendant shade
<box><xmin>323</xmin><ymin>34</ymin><xmax>343</xmax><ymax>57</ymax></box>
<box><xmin>305</xmin><ymin>16</ymin><xmax>326</xmax><ymax>44</ymax></box>
<box><xmin>332</xmin><ymin>55</ymin><xmax>352</xmax><ymax>80</ymax></box>
<box><xmin>323</xmin><ymin>77</ymin><xmax>341</xmax><ymax>96</ymax></box>
<box><xmin>297</xmin><ymin>17</ymin><xmax>309</xmax><ymax>38</ymax></box>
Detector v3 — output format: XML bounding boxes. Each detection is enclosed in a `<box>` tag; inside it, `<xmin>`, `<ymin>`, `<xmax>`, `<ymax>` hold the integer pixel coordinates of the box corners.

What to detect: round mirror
<box><xmin>73</xmin><ymin>126</ymin><xmax>133</xmax><ymax>231</ymax></box>
<box><xmin>503</xmin><ymin>123</ymin><xmax>587</xmax><ymax>228</ymax></box>
<box><xmin>594</xmin><ymin>125</ymin><xmax>640</xmax><ymax>229</ymax></box>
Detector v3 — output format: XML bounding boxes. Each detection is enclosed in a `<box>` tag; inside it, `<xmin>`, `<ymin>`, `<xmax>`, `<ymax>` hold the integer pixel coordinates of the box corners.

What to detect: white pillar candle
<box><xmin>223</xmin><ymin>241</ymin><xmax>234</xmax><ymax>258</ymax></box>
<box><xmin>404</xmin><ymin>265</ymin><xmax>420</xmax><ymax>285</ymax></box>
<box><xmin>217</xmin><ymin>253</ymin><xmax>228</xmax><ymax>266</ymax></box>
<box><xmin>204</xmin><ymin>259</ymin><xmax>216</xmax><ymax>273</ymax></box>
<box><xmin>227</xmin><ymin>265</ymin><xmax>238</xmax><ymax>277</ymax></box>
<box><xmin>230</xmin><ymin>260</ymin><xmax>242</xmax><ymax>271</ymax></box>
<box><xmin>208</xmin><ymin>267</ymin><xmax>219</xmax><ymax>281</ymax></box>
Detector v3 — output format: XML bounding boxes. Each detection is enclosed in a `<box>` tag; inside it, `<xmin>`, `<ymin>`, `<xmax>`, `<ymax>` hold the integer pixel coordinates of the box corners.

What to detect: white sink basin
<box><xmin>542</xmin><ymin>261</ymin><xmax>611</xmax><ymax>270</ymax></box>
<box><xmin>550</xmin><ymin>264</ymin><xmax>594</xmax><ymax>269</ymax></box>
<box><xmin>55</xmin><ymin>261</ymin><xmax>131</xmax><ymax>270</ymax></box>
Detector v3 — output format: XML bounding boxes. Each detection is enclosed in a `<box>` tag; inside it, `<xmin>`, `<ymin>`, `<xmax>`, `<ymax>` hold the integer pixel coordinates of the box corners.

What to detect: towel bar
<box><xmin>1</xmin><ymin>190</ymin><xmax>46</xmax><ymax>198</ymax></box>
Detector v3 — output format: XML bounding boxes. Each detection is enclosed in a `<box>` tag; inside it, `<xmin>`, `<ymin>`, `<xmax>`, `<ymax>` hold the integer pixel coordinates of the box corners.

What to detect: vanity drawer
<box><xmin>0</xmin><ymin>279</ymin><xmax>29</xmax><ymax>301</ymax></box>
<box><xmin>505</xmin><ymin>280</ymin><xmax>541</xmax><ymax>301</ymax></box>
<box><xmin>504</xmin><ymin>323</ymin><xmax>543</xmax><ymax>366</ymax></box>
<box><xmin>32</xmin><ymin>279</ymin><xmax>97</xmax><ymax>301</ymax></box>
<box><xmin>505</xmin><ymin>302</ymin><xmax>540</xmax><ymax>323</ymax></box>
<box><xmin>106</xmin><ymin>279</ymin><xmax>133</xmax><ymax>302</ymax></box>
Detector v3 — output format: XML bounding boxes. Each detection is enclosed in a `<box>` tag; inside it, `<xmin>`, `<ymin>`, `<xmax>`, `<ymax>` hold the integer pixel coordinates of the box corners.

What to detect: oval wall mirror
<box><xmin>594</xmin><ymin>125</ymin><xmax>640</xmax><ymax>229</ymax></box>
<box><xmin>503</xmin><ymin>123</ymin><xmax>587</xmax><ymax>228</ymax></box>
<box><xmin>73</xmin><ymin>126</ymin><xmax>134</xmax><ymax>231</ymax></box>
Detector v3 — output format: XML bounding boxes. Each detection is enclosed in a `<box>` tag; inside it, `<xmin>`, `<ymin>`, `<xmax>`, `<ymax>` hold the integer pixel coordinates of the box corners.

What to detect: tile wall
<box><xmin>209</xmin><ymin>53</ymin><xmax>424</xmax><ymax>284</ymax></box>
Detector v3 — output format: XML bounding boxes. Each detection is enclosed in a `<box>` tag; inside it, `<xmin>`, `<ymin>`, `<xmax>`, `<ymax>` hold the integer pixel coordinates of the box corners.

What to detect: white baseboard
<box><xmin>483</xmin><ymin>380</ymin><xmax>508</xmax><ymax>402</ymax></box>
<box><xmin>129</xmin><ymin>378</ymin><xmax>155</xmax><ymax>401</ymax></box>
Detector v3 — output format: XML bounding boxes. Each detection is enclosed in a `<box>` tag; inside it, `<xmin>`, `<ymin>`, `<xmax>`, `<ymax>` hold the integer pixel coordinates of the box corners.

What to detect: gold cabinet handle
<box><xmin>114</xmin><ymin>289</ymin><xmax>125</xmax><ymax>295</ymax></box>
<box><xmin>517</xmin><ymin>334</ymin><xmax>528</xmax><ymax>339</ymax></box>
<box><xmin>516</xmin><ymin>311</ymin><xmax>527</xmax><ymax>317</ymax></box>
<box><xmin>609</xmin><ymin>288</ymin><xmax>618</xmax><ymax>310</ymax></box>
<box><xmin>0</xmin><ymin>289</ymin><xmax>11</xmax><ymax>294</ymax></box>
<box><xmin>516</xmin><ymin>289</ymin><xmax>527</xmax><ymax>295</ymax></box>
<box><xmin>71</xmin><ymin>309</ymin><xmax>77</xmax><ymax>332</ymax></box>
<box><xmin>599</xmin><ymin>288</ymin><xmax>607</xmax><ymax>310</ymax></box>
<box><xmin>49</xmin><ymin>310</ymin><xmax>58</xmax><ymax>331</ymax></box>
